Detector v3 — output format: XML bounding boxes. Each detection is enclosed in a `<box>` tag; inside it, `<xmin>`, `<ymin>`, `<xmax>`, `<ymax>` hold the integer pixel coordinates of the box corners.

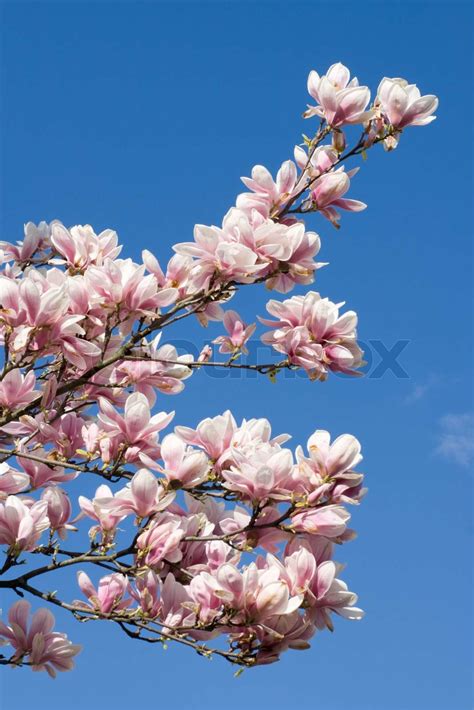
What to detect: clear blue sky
<box><xmin>0</xmin><ymin>2</ymin><xmax>472</xmax><ymax>709</ymax></box>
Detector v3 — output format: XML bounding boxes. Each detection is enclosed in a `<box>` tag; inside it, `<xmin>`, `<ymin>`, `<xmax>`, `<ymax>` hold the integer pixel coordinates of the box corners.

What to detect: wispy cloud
<box><xmin>404</xmin><ymin>374</ymin><xmax>440</xmax><ymax>405</ymax></box>
<box><xmin>435</xmin><ymin>413</ymin><xmax>474</xmax><ymax>468</ymax></box>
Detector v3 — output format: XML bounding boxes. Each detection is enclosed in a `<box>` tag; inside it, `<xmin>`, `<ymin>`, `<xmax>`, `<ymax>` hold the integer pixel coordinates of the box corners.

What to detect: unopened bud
<box><xmin>332</xmin><ymin>129</ymin><xmax>346</xmax><ymax>153</ymax></box>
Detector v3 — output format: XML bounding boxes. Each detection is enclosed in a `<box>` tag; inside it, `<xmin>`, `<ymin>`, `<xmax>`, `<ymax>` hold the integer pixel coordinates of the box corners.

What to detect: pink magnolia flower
<box><xmin>0</xmin><ymin>221</ymin><xmax>51</xmax><ymax>264</ymax></box>
<box><xmin>131</xmin><ymin>569</ymin><xmax>162</xmax><ymax>618</ymax></box>
<box><xmin>104</xmin><ymin>468</ymin><xmax>175</xmax><ymax>519</ymax></box>
<box><xmin>289</xmin><ymin>504</ymin><xmax>351</xmax><ymax>537</ymax></box>
<box><xmin>198</xmin><ymin>344</ymin><xmax>213</xmax><ymax>362</ymax></box>
<box><xmin>173</xmin><ymin>224</ymin><xmax>265</xmax><ymax>288</ymax></box>
<box><xmin>0</xmin><ymin>369</ymin><xmax>38</xmax><ymax>410</ymax></box>
<box><xmin>304</xmin><ymin>62</ymin><xmax>373</xmax><ymax>126</ymax></box>
<box><xmin>78</xmin><ymin>484</ymin><xmax>128</xmax><ymax>541</ymax></box>
<box><xmin>159</xmin><ymin>573</ymin><xmax>195</xmax><ymax>629</ymax></box>
<box><xmin>279</xmin><ymin>546</ymin><xmax>318</xmax><ymax>596</ymax></box>
<box><xmin>214</xmin><ymin>560</ymin><xmax>303</xmax><ymax>623</ymax></box>
<box><xmin>142</xmin><ymin>249</ymin><xmax>193</xmax><ymax>302</ymax></box>
<box><xmin>376</xmin><ymin>77</ymin><xmax>438</xmax><ymax>129</ymax></box>
<box><xmin>158</xmin><ymin>434</ymin><xmax>209</xmax><ymax>489</ymax></box>
<box><xmin>213</xmin><ymin>310</ymin><xmax>256</xmax><ymax>355</ymax></box>
<box><xmin>0</xmin><ymin>463</ymin><xmax>30</xmax><ymax>499</ymax></box>
<box><xmin>220</xmin><ymin>505</ymin><xmax>287</xmax><ymax>553</ymax></box>
<box><xmin>304</xmin><ymin>560</ymin><xmax>364</xmax><ymax>630</ymax></box>
<box><xmin>0</xmin><ymin>496</ymin><xmax>49</xmax><ymax>552</ymax></box>
<box><xmin>3</xmin><ymin>274</ymin><xmax>101</xmax><ymax>370</ymax></box>
<box><xmin>195</xmin><ymin>300</ymin><xmax>226</xmax><ymax>327</ymax></box>
<box><xmin>171</xmin><ymin>511</ymin><xmax>216</xmax><ymax>573</ymax></box>
<box><xmin>0</xmin><ymin>276</ymin><xmax>22</xmax><ymax>327</ymax></box>
<box><xmin>98</xmin><ymin>392</ymin><xmax>174</xmax><ymax>464</ymax></box>
<box><xmin>41</xmin><ymin>486</ymin><xmax>75</xmax><ymax>539</ymax></box>
<box><xmin>85</xmin><ymin>258</ymin><xmax>174</xmax><ymax>317</ymax></box>
<box><xmin>230</xmin><ymin>416</ymin><xmax>291</xmax><ymax>450</ymax></box>
<box><xmin>295</xmin><ymin>430</ymin><xmax>365</xmax><ymax>505</ymax></box>
<box><xmin>80</xmin><ymin>421</ymin><xmax>116</xmax><ymax>464</ymax></box>
<box><xmin>220</xmin><ymin>208</ymin><xmax>322</xmax><ymax>293</ymax></box>
<box><xmin>294</xmin><ymin>144</ymin><xmax>338</xmax><ymax>178</ymax></box>
<box><xmin>310</xmin><ymin>168</ymin><xmax>366</xmax><ymax>227</ymax></box>
<box><xmin>187</xmin><ymin>572</ymin><xmax>224</xmax><ymax>624</ymax></box>
<box><xmin>260</xmin><ymin>291</ymin><xmax>364</xmax><ymax>379</ymax></box>
<box><xmin>75</xmin><ymin>572</ymin><xmax>131</xmax><ymax>614</ymax></box>
<box><xmin>136</xmin><ymin>512</ymin><xmax>186</xmax><ymax>567</ymax></box>
<box><xmin>0</xmin><ymin>600</ymin><xmax>81</xmax><ymax>677</ymax></box>
<box><xmin>237</xmin><ymin>161</ymin><xmax>298</xmax><ymax>220</ymax></box>
<box><xmin>308</xmin><ymin>430</ymin><xmax>363</xmax><ymax>478</ymax></box>
<box><xmin>175</xmin><ymin>410</ymin><xmax>237</xmax><ymax>462</ymax></box>
<box><xmin>35</xmin><ymin>411</ymin><xmax>87</xmax><ymax>459</ymax></box>
<box><xmin>202</xmin><ymin>539</ymin><xmax>241</xmax><ymax>572</ymax></box>
<box><xmin>222</xmin><ymin>444</ymin><xmax>294</xmax><ymax>503</ymax></box>
<box><xmin>16</xmin><ymin>451</ymin><xmax>77</xmax><ymax>489</ymax></box>
<box><xmin>285</xmin><ymin>534</ymin><xmax>334</xmax><ymax>566</ymax></box>
<box><xmin>252</xmin><ymin>610</ymin><xmax>316</xmax><ymax>665</ymax></box>
<box><xmin>51</xmin><ymin>221</ymin><xmax>121</xmax><ymax>269</ymax></box>
<box><xmin>113</xmin><ymin>335</ymin><xmax>193</xmax><ymax>405</ymax></box>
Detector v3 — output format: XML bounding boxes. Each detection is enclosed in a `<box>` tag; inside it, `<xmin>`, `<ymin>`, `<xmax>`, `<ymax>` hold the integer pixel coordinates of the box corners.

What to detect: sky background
<box><xmin>0</xmin><ymin>1</ymin><xmax>472</xmax><ymax>709</ymax></box>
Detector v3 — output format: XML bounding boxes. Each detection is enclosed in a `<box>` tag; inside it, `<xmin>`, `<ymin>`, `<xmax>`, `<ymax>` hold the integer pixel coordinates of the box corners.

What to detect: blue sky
<box><xmin>0</xmin><ymin>1</ymin><xmax>472</xmax><ymax>709</ymax></box>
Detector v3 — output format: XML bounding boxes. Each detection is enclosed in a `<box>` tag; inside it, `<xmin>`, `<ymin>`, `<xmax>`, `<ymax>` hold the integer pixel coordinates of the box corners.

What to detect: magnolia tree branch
<box><xmin>0</xmin><ymin>62</ymin><xmax>438</xmax><ymax>677</ymax></box>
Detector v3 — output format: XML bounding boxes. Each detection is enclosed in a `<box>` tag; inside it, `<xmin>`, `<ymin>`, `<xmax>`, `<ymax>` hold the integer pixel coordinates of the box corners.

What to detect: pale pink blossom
<box><xmin>173</xmin><ymin>224</ymin><xmax>265</xmax><ymax>288</ymax></box>
<box><xmin>220</xmin><ymin>505</ymin><xmax>287</xmax><ymax>553</ymax></box>
<box><xmin>220</xmin><ymin>208</ymin><xmax>322</xmax><ymax>293</ymax></box>
<box><xmin>103</xmin><ymin>468</ymin><xmax>175</xmax><ymax>519</ymax></box>
<box><xmin>51</xmin><ymin>222</ymin><xmax>121</xmax><ymax>269</ymax></box>
<box><xmin>289</xmin><ymin>505</ymin><xmax>351</xmax><ymax>537</ymax></box>
<box><xmin>175</xmin><ymin>410</ymin><xmax>237</xmax><ymax>462</ymax></box>
<box><xmin>252</xmin><ymin>610</ymin><xmax>316</xmax><ymax>665</ymax></box>
<box><xmin>187</xmin><ymin>572</ymin><xmax>224</xmax><ymax>624</ymax></box>
<box><xmin>75</xmin><ymin>571</ymin><xmax>131</xmax><ymax>614</ymax></box>
<box><xmin>294</xmin><ymin>144</ymin><xmax>338</xmax><ymax>177</ymax></box>
<box><xmin>78</xmin><ymin>484</ymin><xmax>128</xmax><ymax>541</ymax></box>
<box><xmin>41</xmin><ymin>486</ymin><xmax>76</xmax><ymax>539</ymax></box>
<box><xmin>198</xmin><ymin>344</ymin><xmax>213</xmax><ymax>362</ymax></box>
<box><xmin>142</xmin><ymin>250</ymin><xmax>193</xmax><ymax>302</ymax></box>
<box><xmin>85</xmin><ymin>258</ymin><xmax>174</xmax><ymax>316</ymax></box>
<box><xmin>0</xmin><ymin>370</ymin><xmax>38</xmax><ymax>410</ymax></box>
<box><xmin>0</xmin><ymin>600</ymin><xmax>81</xmax><ymax>677</ymax></box>
<box><xmin>310</xmin><ymin>168</ymin><xmax>366</xmax><ymax>227</ymax></box>
<box><xmin>304</xmin><ymin>62</ymin><xmax>373</xmax><ymax>126</ymax></box>
<box><xmin>0</xmin><ymin>221</ymin><xmax>51</xmax><ymax>264</ymax></box>
<box><xmin>131</xmin><ymin>569</ymin><xmax>162</xmax><ymax>618</ymax></box>
<box><xmin>159</xmin><ymin>573</ymin><xmax>195</xmax><ymax>629</ymax></box>
<box><xmin>158</xmin><ymin>434</ymin><xmax>209</xmax><ymax>489</ymax></box>
<box><xmin>0</xmin><ymin>496</ymin><xmax>49</xmax><ymax>552</ymax></box>
<box><xmin>213</xmin><ymin>310</ymin><xmax>256</xmax><ymax>355</ymax></box>
<box><xmin>17</xmin><ymin>451</ymin><xmax>77</xmax><ymax>489</ymax></box>
<box><xmin>97</xmin><ymin>392</ymin><xmax>174</xmax><ymax>464</ymax></box>
<box><xmin>136</xmin><ymin>512</ymin><xmax>186</xmax><ymax>567</ymax></box>
<box><xmin>261</xmin><ymin>291</ymin><xmax>364</xmax><ymax>379</ymax></box>
<box><xmin>304</xmin><ymin>560</ymin><xmax>364</xmax><ymax>630</ymax></box>
<box><xmin>294</xmin><ymin>430</ymin><xmax>365</xmax><ymax>505</ymax></box>
<box><xmin>222</xmin><ymin>444</ymin><xmax>294</xmax><ymax>503</ymax></box>
<box><xmin>35</xmin><ymin>411</ymin><xmax>87</xmax><ymax>459</ymax></box>
<box><xmin>279</xmin><ymin>546</ymin><xmax>318</xmax><ymax>595</ymax></box>
<box><xmin>0</xmin><ymin>463</ymin><xmax>30</xmax><ymax>499</ymax></box>
<box><xmin>230</xmin><ymin>416</ymin><xmax>291</xmax><ymax>450</ymax></box>
<box><xmin>113</xmin><ymin>335</ymin><xmax>193</xmax><ymax>404</ymax></box>
<box><xmin>214</xmin><ymin>560</ymin><xmax>303</xmax><ymax>623</ymax></box>
<box><xmin>376</xmin><ymin>77</ymin><xmax>438</xmax><ymax>129</ymax></box>
<box><xmin>237</xmin><ymin>161</ymin><xmax>298</xmax><ymax>219</ymax></box>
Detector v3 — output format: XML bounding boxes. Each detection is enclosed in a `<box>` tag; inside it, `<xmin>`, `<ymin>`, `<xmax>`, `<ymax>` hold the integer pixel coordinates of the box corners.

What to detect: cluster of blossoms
<box><xmin>0</xmin><ymin>62</ymin><xmax>437</xmax><ymax>675</ymax></box>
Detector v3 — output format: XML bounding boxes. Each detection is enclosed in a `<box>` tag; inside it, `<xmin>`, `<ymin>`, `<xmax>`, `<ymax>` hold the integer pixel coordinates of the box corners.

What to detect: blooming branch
<box><xmin>0</xmin><ymin>60</ymin><xmax>437</xmax><ymax>675</ymax></box>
